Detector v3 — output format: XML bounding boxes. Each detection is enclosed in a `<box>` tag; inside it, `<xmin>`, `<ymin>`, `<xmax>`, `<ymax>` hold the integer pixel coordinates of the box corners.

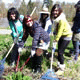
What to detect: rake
<box><xmin>41</xmin><ymin>42</ymin><xmax>59</xmax><ymax>80</ymax></box>
<box><xmin>0</xmin><ymin>31</ymin><xmax>22</xmax><ymax>77</ymax></box>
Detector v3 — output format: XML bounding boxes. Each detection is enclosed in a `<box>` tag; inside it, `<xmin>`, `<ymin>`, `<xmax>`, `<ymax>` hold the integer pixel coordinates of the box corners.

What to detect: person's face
<box><xmin>26</xmin><ymin>17</ymin><xmax>33</xmax><ymax>27</ymax></box>
<box><xmin>10</xmin><ymin>13</ymin><xmax>16</xmax><ymax>20</ymax></box>
<box><xmin>41</xmin><ymin>13</ymin><xmax>48</xmax><ymax>19</ymax></box>
<box><xmin>52</xmin><ymin>8</ymin><xmax>59</xmax><ymax>18</ymax></box>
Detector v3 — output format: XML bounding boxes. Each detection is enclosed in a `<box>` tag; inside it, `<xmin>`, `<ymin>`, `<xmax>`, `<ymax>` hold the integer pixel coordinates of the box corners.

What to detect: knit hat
<box><xmin>75</xmin><ymin>1</ymin><xmax>80</xmax><ymax>8</ymax></box>
<box><xmin>39</xmin><ymin>7</ymin><xmax>50</xmax><ymax>14</ymax></box>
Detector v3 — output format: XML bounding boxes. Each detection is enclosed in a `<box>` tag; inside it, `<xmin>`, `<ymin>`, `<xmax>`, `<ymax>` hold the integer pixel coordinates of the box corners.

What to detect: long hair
<box><xmin>7</xmin><ymin>7</ymin><xmax>19</xmax><ymax>21</ymax></box>
<box><xmin>50</xmin><ymin>4</ymin><xmax>63</xmax><ymax>20</ymax></box>
<box><xmin>39</xmin><ymin>13</ymin><xmax>49</xmax><ymax>29</ymax></box>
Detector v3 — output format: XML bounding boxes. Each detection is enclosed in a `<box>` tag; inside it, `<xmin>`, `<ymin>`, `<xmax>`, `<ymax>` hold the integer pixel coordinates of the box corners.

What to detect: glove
<box><xmin>18</xmin><ymin>47</ymin><xmax>22</xmax><ymax>53</ymax></box>
<box><xmin>14</xmin><ymin>37</ymin><xmax>18</xmax><ymax>44</ymax></box>
<box><xmin>31</xmin><ymin>50</ymin><xmax>35</xmax><ymax>57</ymax></box>
<box><xmin>53</xmin><ymin>41</ymin><xmax>57</xmax><ymax>49</ymax></box>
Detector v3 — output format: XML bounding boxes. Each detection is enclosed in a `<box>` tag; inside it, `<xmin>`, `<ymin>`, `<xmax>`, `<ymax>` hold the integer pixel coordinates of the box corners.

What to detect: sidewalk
<box><xmin>0</xmin><ymin>29</ymin><xmax>12</xmax><ymax>35</ymax></box>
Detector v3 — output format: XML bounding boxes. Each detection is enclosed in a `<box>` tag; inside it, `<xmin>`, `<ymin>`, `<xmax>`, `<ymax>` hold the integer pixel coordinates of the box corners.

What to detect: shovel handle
<box><xmin>30</xmin><ymin>7</ymin><xmax>36</xmax><ymax>16</ymax></box>
<box><xmin>5</xmin><ymin>43</ymin><xmax>15</xmax><ymax>58</ymax></box>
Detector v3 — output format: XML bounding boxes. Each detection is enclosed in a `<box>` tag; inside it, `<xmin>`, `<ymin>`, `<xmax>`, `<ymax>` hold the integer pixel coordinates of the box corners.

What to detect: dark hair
<box><xmin>7</xmin><ymin>7</ymin><xmax>19</xmax><ymax>21</ymax></box>
<box><xmin>39</xmin><ymin>13</ymin><xmax>49</xmax><ymax>29</ymax></box>
<box><xmin>50</xmin><ymin>4</ymin><xmax>63</xmax><ymax>20</ymax></box>
<box><xmin>75</xmin><ymin>1</ymin><xmax>80</xmax><ymax>8</ymax></box>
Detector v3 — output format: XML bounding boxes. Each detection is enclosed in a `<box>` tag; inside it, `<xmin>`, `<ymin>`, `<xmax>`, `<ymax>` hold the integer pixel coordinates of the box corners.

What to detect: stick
<box><xmin>30</xmin><ymin>7</ymin><xmax>37</xmax><ymax>16</ymax></box>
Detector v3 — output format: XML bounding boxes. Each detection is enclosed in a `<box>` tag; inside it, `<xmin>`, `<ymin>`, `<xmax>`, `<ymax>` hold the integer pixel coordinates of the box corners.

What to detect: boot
<box><xmin>32</xmin><ymin>54</ymin><xmax>42</xmax><ymax>73</ymax></box>
<box><xmin>31</xmin><ymin>54</ymin><xmax>36</xmax><ymax>72</ymax></box>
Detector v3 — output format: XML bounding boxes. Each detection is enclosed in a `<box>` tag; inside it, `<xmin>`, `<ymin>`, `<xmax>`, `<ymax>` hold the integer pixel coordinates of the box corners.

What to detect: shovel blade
<box><xmin>0</xmin><ymin>59</ymin><xmax>5</xmax><ymax>77</ymax></box>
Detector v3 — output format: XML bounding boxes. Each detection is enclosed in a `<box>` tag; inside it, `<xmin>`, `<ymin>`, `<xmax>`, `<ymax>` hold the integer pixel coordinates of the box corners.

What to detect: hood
<box><xmin>54</xmin><ymin>13</ymin><xmax>66</xmax><ymax>23</ymax></box>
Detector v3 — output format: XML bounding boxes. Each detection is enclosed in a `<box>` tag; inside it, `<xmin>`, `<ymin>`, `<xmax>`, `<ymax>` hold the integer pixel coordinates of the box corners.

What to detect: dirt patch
<box><xmin>2</xmin><ymin>67</ymin><xmax>43</xmax><ymax>80</ymax></box>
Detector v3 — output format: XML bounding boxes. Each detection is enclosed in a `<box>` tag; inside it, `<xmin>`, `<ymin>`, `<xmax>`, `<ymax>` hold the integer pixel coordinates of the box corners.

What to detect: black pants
<box><xmin>58</xmin><ymin>38</ymin><xmax>70</xmax><ymax>64</ymax></box>
<box><xmin>10</xmin><ymin>40</ymin><xmax>24</xmax><ymax>63</ymax></box>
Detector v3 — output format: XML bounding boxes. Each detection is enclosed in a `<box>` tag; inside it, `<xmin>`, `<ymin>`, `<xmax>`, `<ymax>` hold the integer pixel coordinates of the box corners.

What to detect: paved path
<box><xmin>0</xmin><ymin>29</ymin><xmax>12</xmax><ymax>34</ymax></box>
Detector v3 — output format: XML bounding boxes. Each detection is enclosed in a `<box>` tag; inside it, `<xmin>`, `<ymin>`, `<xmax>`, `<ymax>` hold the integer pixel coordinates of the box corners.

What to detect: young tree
<box><xmin>18</xmin><ymin>0</ymin><xmax>27</xmax><ymax>15</ymax></box>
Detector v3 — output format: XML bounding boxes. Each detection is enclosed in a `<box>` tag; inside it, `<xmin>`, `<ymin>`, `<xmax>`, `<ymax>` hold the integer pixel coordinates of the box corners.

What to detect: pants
<box><xmin>58</xmin><ymin>38</ymin><xmax>70</xmax><ymax>64</ymax></box>
<box><xmin>10</xmin><ymin>40</ymin><xmax>24</xmax><ymax>63</ymax></box>
<box><xmin>72</xmin><ymin>41</ymin><xmax>80</xmax><ymax>60</ymax></box>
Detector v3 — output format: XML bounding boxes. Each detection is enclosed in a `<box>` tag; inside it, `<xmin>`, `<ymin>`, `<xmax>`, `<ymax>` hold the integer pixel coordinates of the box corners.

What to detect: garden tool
<box><xmin>41</xmin><ymin>42</ymin><xmax>59</xmax><ymax>80</ymax></box>
<box><xmin>0</xmin><ymin>31</ymin><xmax>22</xmax><ymax>77</ymax></box>
<box><xmin>20</xmin><ymin>55</ymin><xmax>31</xmax><ymax>71</ymax></box>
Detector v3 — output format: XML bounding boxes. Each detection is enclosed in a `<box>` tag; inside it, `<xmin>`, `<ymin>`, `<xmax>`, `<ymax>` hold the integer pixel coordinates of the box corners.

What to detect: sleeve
<box><xmin>55</xmin><ymin>20</ymin><xmax>64</xmax><ymax>41</ymax></box>
<box><xmin>9</xmin><ymin>21</ymin><xmax>17</xmax><ymax>38</ymax></box>
<box><xmin>19</xmin><ymin>15</ymin><xmax>24</xmax><ymax>22</ymax></box>
<box><xmin>32</xmin><ymin>23</ymin><xmax>40</xmax><ymax>50</ymax></box>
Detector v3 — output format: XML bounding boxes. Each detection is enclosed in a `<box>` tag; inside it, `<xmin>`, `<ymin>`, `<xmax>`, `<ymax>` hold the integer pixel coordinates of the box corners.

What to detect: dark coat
<box><xmin>72</xmin><ymin>13</ymin><xmax>80</xmax><ymax>33</ymax></box>
<box><xmin>32</xmin><ymin>21</ymin><xmax>50</xmax><ymax>50</ymax></box>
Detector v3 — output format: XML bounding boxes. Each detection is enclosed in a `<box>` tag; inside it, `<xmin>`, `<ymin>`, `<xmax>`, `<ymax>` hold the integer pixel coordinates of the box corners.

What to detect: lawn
<box><xmin>0</xmin><ymin>34</ymin><xmax>80</xmax><ymax>80</ymax></box>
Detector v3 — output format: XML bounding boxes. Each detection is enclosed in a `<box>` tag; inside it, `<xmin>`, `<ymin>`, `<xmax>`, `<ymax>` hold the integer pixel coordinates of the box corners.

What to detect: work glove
<box><xmin>14</xmin><ymin>37</ymin><xmax>18</xmax><ymax>44</ymax></box>
<box><xmin>53</xmin><ymin>41</ymin><xmax>57</xmax><ymax>49</ymax></box>
<box><xmin>18</xmin><ymin>47</ymin><xmax>22</xmax><ymax>53</ymax></box>
<box><xmin>31</xmin><ymin>50</ymin><xmax>35</xmax><ymax>57</ymax></box>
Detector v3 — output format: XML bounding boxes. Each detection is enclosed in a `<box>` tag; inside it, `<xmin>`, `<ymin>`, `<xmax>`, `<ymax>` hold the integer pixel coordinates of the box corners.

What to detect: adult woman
<box><xmin>71</xmin><ymin>1</ymin><xmax>80</xmax><ymax>61</ymax></box>
<box><xmin>50</xmin><ymin>4</ymin><xmax>72</xmax><ymax>70</ymax></box>
<box><xmin>39</xmin><ymin>7</ymin><xmax>52</xmax><ymax>56</ymax></box>
<box><xmin>23</xmin><ymin>15</ymin><xmax>50</xmax><ymax>73</ymax></box>
<box><xmin>39</xmin><ymin>7</ymin><xmax>52</xmax><ymax>35</ymax></box>
<box><xmin>7</xmin><ymin>7</ymin><xmax>24</xmax><ymax>67</ymax></box>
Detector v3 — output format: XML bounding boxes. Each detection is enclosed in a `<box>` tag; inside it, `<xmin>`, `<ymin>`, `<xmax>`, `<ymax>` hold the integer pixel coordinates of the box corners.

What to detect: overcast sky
<box><xmin>2</xmin><ymin>0</ymin><xmax>79</xmax><ymax>4</ymax></box>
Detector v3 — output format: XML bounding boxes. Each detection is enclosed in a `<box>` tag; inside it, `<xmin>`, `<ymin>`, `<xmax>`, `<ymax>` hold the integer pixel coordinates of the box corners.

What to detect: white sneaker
<box><xmin>59</xmin><ymin>64</ymin><xmax>65</xmax><ymax>71</ymax></box>
<box><xmin>10</xmin><ymin>61</ymin><xmax>15</xmax><ymax>67</ymax></box>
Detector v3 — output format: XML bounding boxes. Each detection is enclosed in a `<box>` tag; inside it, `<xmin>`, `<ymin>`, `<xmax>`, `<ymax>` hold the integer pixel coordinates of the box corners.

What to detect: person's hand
<box><xmin>14</xmin><ymin>37</ymin><xmax>17</xmax><ymax>44</ymax></box>
<box><xmin>40</xmin><ymin>40</ymin><xmax>44</xmax><ymax>43</ymax></box>
<box><xmin>53</xmin><ymin>40</ymin><xmax>57</xmax><ymax>49</ymax></box>
<box><xmin>31</xmin><ymin>50</ymin><xmax>35</xmax><ymax>57</ymax></box>
<box><xmin>18</xmin><ymin>47</ymin><xmax>22</xmax><ymax>53</ymax></box>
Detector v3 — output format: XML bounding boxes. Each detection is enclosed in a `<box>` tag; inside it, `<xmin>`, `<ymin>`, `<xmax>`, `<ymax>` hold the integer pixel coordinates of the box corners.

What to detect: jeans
<box><xmin>73</xmin><ymin>41</ymin><xmax>80</xmax><ymax>60</ymax></box>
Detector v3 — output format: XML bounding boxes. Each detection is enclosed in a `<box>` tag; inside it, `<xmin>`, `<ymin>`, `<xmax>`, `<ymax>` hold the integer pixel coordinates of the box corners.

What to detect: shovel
<box><xmin>0</xmin><ymin>31</ymin><xmax>22</xmax><ymax>77</ymax></box>
<box><xmin>41</xmin><ymin>42</ymin><xmax>59</xmax><ymax>80</ymax></box>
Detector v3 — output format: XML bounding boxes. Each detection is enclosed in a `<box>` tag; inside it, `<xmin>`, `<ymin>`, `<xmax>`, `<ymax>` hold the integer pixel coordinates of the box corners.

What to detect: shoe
<box><xmin>35</xmin><ymin>65</ymin><xmax>41</xmax><ymax>73</ymax></box>
<box><xmin>58</xmin><ymin>63</ymin><xmax>65</xmax><ymax>71</ymax></box>
<box><xmin>10</xmin><ymin>61</ymin><xmax>15</xmax><ymax>67</ymax></box>
<box><xmin>55</xmin><ymin>70</ymin><xmax>64</xmax><ymax>75</ymax></box>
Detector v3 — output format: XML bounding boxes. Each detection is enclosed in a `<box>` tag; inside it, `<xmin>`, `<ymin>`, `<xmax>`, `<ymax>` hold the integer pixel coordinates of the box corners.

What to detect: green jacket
<box><xmin>9</xmin><ymin>15</ymin><xmax>24</xmax><ymax>41</ymax></box>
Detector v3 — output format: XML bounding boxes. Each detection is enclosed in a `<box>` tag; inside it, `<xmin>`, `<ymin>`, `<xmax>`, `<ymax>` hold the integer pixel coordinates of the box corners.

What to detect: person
<box><xmin>39</xmin><ymin>7</ymin><xmax>52</xmax><ymax>35</ymax></box>
<box><xmin>38</xmin><ymin>7</ymin><xmax>52</xmax><ymax>56</ymax></box>
<box><xmin>7</xmin><ymin>7</ymin><xmax>24</xmax><ymax>67</ymax></box>
<box><xmin>50</xmin><ymin>4</ymin><xmax>72</xmax><ymax>70</ymax></box>
<box><xmin>23</xmin><ymin>15</ymin><xmax>50</xmax><ymax>73</ymax></box>
<box><xmin>71</xmin><ymin>1</ymin><xmax>80</xmax><ymax>62</ymax></box>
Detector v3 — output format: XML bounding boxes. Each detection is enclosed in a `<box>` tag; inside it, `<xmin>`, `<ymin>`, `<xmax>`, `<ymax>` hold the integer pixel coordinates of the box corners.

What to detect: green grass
<box><xmin>0</xmin><ymin>34</ymin><xmax>80</xmax><ymax>80</ymax></box>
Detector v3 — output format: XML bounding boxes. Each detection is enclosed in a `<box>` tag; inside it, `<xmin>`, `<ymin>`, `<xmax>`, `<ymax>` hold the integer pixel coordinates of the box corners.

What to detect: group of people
<box><xmin>7</xmin><ymin>1</ymin><xmax>80</xmax><ymax>73</ymax></box>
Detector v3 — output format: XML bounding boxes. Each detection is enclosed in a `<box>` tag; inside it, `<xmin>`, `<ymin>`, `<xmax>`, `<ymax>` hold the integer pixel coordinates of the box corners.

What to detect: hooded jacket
<box><xmin>32</xmin><ymin>21</ymin><xmax>50</xmax><ymax>50</ymax></box>
<box><xmin>53</xmin><ymin>13</ymin><xmax>72</xmax><ymax>41</ymax></box>
<box><xmin>39</xmin><ymin>15</ymin><xmax>52</xmax><ymax>35</ymax></box>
